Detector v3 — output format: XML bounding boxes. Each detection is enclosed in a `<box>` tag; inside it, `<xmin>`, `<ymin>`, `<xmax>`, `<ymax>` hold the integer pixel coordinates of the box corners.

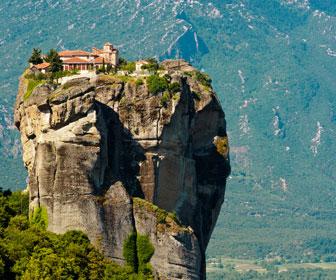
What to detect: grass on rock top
<box><xmin>23</xmin><ymin>79</ymin><xmax>45</xmax><ymax>101</ymax></box>
<box><xmin>99</xmin><ymin>74</ymin><xmax>136</xmax><ymax>84</ymax></box>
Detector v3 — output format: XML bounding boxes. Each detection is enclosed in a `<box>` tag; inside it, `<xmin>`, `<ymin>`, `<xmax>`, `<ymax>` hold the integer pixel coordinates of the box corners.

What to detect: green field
<box><xmin>207</xmin><ymin>257</ymin><xmax>336</xmax><ymax>279</ymax></box>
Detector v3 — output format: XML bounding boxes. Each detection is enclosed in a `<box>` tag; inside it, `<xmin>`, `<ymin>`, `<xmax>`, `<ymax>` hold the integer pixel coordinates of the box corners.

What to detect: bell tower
<box><xmin>103</xmin><ymin>42</ymin><xmax>113</xmax><ymax>52</ymax></box>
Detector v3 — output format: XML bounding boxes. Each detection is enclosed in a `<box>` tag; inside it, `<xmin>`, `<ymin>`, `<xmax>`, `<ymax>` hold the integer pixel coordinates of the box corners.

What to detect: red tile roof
<box><xmin>32</xmin><ymin>63</ymin><xmax>50</xmax><ymax>69</ymax></box>
<box><xmin>93</xmin><ymin>57</ymin><xmax>114</xmax><ymax>65</ymax></box>
<box><xmin>92</xmin><ymin>47</ymin><xmax>103</xmax><ymax>54</ymax></box>
<box><xmin>59</xmin><ymin>50</ymin><xmax>92</xmax><ymax>56</ymax></box>
<box><xmin>136</xmin><ymin>60</ymin><xmax>150</xmax><ymax>64</ymax></box>
<box><xmin>62</xmin><ymin>57</ymin><xmax>90</xmax><ymax>64</ymax></box>
<box><xmin>93</xmin><ymin>57</ymin><xmax>111</xmax><ymax>64</ymax></box>
<box><xmin>93</xmin><ymin>57</ymin><xmax>103</xmax><ymax>63</ymax></box>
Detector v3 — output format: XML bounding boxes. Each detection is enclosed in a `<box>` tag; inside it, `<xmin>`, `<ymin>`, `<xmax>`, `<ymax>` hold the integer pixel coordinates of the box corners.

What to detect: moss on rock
<box><xmin>132</xmin><ymin>197</ymin><xmax>189</xmax><ymax>233</ymax></box>
<box><xmin>213</xmin><ymin>136</ymin><xmax>229</xmax><ymax>157</ymax></box>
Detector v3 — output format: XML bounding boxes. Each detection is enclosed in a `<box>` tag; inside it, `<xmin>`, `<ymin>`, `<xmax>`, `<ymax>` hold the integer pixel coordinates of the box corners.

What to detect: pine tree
<box><xmin>45</xmin><ymin>49</ymin><xmax>63</xmax><ymax>73</ymax></box>
<box><xmin>28</xmin><ymin>48</ymin><xmax>43</xmax><ymax>65</ymax></box>
<box><xmin>44</xmin><ymin>49</ymin><xmax>57</xmax><ymax>63</ymax></box>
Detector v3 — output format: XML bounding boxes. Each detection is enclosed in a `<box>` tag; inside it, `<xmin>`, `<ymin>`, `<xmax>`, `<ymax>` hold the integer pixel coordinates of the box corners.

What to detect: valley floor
<box><xmin>206</xmin><ymin>257</ymin><xmax>336</xmax><ymax>280</ymax></box>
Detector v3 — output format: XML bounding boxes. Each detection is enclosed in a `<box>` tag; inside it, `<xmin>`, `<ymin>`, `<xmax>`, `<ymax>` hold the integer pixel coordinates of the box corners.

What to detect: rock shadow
<box><xmin>95</xmin><ymin>101</ymin><xmax>146</xmax><ymax>198</ymax></box>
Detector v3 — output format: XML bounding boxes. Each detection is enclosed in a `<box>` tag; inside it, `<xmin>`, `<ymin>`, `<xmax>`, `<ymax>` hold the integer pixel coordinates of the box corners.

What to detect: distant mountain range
<box><xmin>0</xmin><ymin>0</ymin><xmax>335</xmax><ymax>264</ymax></box>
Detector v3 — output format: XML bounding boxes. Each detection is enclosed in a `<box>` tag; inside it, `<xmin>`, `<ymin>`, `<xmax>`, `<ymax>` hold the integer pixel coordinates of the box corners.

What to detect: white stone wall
<box><xmin>58</xmin><ymin>72</ymin><xmax>97</xmax><ymax>85</ymax></box>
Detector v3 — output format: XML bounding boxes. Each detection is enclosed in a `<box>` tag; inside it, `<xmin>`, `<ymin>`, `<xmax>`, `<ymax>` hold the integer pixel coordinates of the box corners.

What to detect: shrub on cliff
<box><xmin>146</xmin><ymin>75</ymin><xmax>168</xmax><ymax>95</ymax></box>
<box><xmin>192</xmin><ymin>91</ymin><xmax>201</xmax><ymax>101</ymax></box>
<box><xmin>122</xmin><ymin>230</ymin><xmax>155</xmax><ymax>276</ymax></box>
<box><xmin>136</xmin><ymin>79</ymin><xmax>144</xmax><ymax>86</ymax></box>
<box><xmin>169</xmin><ymin>82</ymin><xmax>180</xmax><ymax>94</ymax></box>
<box><xmin>194</xmin><ymin>70</ymin><xmax>212</xmax><ymax>88</ymax></box>
<box><xmin>123</xmin><ymin>229</ymin><xmax>138</xmax><ymax>272</ymax></box>
<box><xmin>160</xmin><ymin>92</ymin><xmax>170</xmax><ymax>107</ymax></box>
<box><xmin>137</xmin><ymin>234</ymin><xmax>155</xmax><ymax>274</ymax></box>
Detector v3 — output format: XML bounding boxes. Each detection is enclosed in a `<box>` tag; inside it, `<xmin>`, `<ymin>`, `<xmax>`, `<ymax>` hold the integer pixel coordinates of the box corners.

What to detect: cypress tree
<box><xmin>137</xmin><ymin>233</ymin><xmax>155</xmax><ymax>274</ymax></box>
<box><xmin>122</xmin><ymin>229</ymin><xmax>138</xmax><ymax>272</ymax></box>
<box><xmin>106</xmin><ymin>62</ymin><xmax>111</xmax><ymax>73</ymax></box>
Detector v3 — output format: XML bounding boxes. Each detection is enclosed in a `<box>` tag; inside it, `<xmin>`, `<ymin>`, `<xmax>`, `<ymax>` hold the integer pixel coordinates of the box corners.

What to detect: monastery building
<box><xmin>59</xmin><ymin>42</ymin><xmax>119</xmax><ymax>71</ymax></box>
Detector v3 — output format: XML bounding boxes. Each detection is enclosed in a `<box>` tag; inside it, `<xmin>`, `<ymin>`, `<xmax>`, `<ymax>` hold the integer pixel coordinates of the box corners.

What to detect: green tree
<box><xmin>0</xmin><ymin>189</ymin><xmax>24</xmax><ymax>228</ymax></box>
<box><xmin>106</xmin><ymin>62</ymin><xmax>112</xmax><ymax>73</ymax></box>
<box><xmin>45</xmin><ymin>49</ymin><xmax>63</xmax><ymax>73</ymax></box>
<box><xmin>136</xmin><ymin>79</ymin><xmax>144</xmax><ymax>86</ymax></box>
<box><xmin>7</xmin><ymin>216</ymin><xmax>29</xmax><ymax>231</ymax></box>
<box><xmin>136</xmin><ymin>234</ymin><xmax>155</xmax><ymax>274</ymax></box>
<box><xmin>22</xmin><ymin>248</ymin><xmax>74</xmax><ymax>280</ymax></box>
<box><xmin>8</xmin><ymin>191</ymin><xmax>29</xmax><ymax>217</ymax></box>
<box><xmin>44</xmin><ymin>49</ymin><xmax>57</xmax><ymax>63</ymax></box>
<box><xmin>0</xmin><ymin>196</ymin><xmax>15</xmax><ymax>228</ymax></box>
<box><xmin>118</xmin><ymin>57</ymin><xmax>127</xmax><ymax>66</ymax></box>
<box><xmin>0</xmin><ymin>191</ymin><xmax>155</xmax><ymax>279</ymax></box>
<box><xmin>141</xmin><ymin>57</ymin><xmax>159</xmax><ymax>73</ymax></box>
<box><xmin>169</xmin><ymin>82</ymin><xmax>180</xmax><ymax>94</ymax></box>
<box><xmin>28</xmin><ymin>48</ymin><xmax>43</xmax><ymax>65</ymax></box>
<box><xmin>146</xmin><ymin>57</ymin><xmax>158</xmax><ymax>64</ymax></box>
<box><xmin>30</xmin><ymin>206</ymin><xmax>48</xmax><ymax>230</ymax></box>
<box><xmin>122</xmin><ymin>230</ymin><xmax>138</xmax><ymax>272</ymax></box>
<box><xmin>146</xmin><ymin>75</ymin><xmax>168</xmax><ymax>95</ymax></box>
<box><xmin>122</xmin><ymin>230</ymin><xmax>155</xmax><ymax>276</ymax></box>
<box><xmin>120</xmin><ymin>62</ymin><xmax>136</xmax><ymax>72</ymax></box>
<box><xmin>0</xmin><ymin>239</ymin><xmax>9</xmax><ymax>279</ymax></box>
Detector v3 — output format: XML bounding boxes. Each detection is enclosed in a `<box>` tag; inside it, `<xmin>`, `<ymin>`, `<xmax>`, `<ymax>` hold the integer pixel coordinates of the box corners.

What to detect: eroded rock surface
<box><xmin>15</xmin><ymin>60</ymin><xmax>230</xmax><ymax>280</ymax></box>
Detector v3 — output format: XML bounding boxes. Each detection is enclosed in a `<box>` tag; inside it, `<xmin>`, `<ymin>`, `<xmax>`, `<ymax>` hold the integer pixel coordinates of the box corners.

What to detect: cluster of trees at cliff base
<box><xmin>0</xmin><ymin>188</ymin><xmax>154</xmax><ymax>279</ymax></box>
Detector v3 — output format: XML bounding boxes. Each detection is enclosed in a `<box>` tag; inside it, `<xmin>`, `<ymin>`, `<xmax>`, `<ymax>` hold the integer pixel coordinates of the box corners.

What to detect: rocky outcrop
<box><xmin>14</xmin><ymin>60</ymin><xmax>230</xmax><ymax>280</ymax></box>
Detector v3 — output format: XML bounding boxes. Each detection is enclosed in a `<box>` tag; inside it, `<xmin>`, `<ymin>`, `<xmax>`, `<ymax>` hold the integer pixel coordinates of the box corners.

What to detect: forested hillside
<box><xmin>1</xmin><ymin>1</ymin><xmax>335</xmax><ymax>277</ymax></box>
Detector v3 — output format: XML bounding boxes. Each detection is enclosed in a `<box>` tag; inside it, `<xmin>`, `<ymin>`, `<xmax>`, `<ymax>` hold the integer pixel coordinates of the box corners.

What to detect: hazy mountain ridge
<box><xmin>0</xmin><ymin>0</ymin><xmax>335</xmax><ymax>264</ymax></box>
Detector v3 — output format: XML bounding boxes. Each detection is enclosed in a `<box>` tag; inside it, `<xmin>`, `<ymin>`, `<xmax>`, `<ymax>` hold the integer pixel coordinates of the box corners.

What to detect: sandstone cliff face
<box><xmin>15</xmin><ymin>60</ymin><xmax>230</xmax><ymax>280</ymax></box>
